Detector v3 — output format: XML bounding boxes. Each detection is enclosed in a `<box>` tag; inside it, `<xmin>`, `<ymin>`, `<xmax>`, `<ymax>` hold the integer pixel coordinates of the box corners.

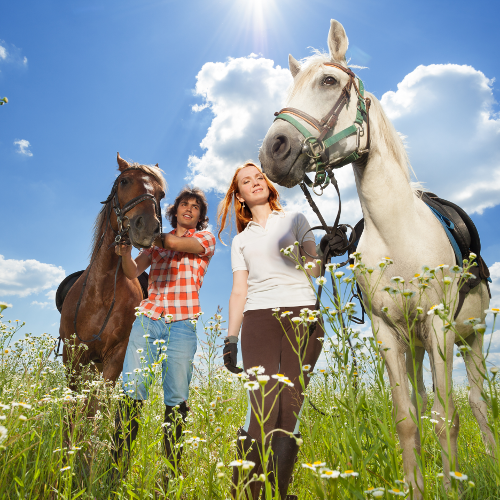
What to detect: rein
<box><xmin>274</xmin><ymin>62</ymin><xmax>371</xmax><ymax>194</ymax></box>
<box><xmin>72</xmin><ymin>167</ymin><xmax>161</xmax><ymax>345</ymax></box>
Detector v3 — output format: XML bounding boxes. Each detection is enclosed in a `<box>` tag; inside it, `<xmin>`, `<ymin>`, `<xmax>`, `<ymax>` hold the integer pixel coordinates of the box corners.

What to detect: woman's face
<box><xmin>236</xmin><ymin>166</ymin><xmax>270</xmax><ymax>207</ymax></box>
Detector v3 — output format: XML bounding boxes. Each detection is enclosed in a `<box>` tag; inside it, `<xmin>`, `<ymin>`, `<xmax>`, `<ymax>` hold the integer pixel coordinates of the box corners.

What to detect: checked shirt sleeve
<box><xmin>193</xmin><ymin>231</ymin><xmax>216</xmax><ymax>257</ymax></box>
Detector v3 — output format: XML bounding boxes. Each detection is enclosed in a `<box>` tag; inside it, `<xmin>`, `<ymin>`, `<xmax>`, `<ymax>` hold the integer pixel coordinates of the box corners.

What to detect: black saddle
<box><xmin>348</xmin><ymin>192</ymin><xmax>491</xmax><ymax>318</ymax></box>
<box><xmin>55</xmin><ymin>270</ymin><xmax>149</xmax><ymax>313</ymax></box>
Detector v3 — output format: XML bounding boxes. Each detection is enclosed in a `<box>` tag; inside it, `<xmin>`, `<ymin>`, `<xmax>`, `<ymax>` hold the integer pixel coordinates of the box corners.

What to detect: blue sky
<box><xmin>1</xmin><ymin>0</ymin><xmax>499</xmax><ymax>380</ymax></box>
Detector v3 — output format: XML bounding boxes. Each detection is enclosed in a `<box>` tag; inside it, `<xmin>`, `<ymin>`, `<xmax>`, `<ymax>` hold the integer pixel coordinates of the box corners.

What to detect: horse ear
<box><xmin>327</xmin><ymin>19</ymin><xmax>349</xmax><ymax>63</ymax></box>
<box><xmin>288</xmin><ymin>54</ymin><xmax>301</xmax><ymax>78</ymax></box>
<box><xmin>155</xmin><ymin>163</ymin><xmax>159</xmax><ymax>168</ymax></box>
<box><xmin>117</xmin><ymin>152</ymin><xmax>131</xmax><ymax>172</ymax></box>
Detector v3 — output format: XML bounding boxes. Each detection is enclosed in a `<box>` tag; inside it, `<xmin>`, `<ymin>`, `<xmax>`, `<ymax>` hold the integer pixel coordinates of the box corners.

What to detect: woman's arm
<box><xmin>227</xmin><ymin>270</ymin><xmax>249</xmax><ymax>339</ymax></box>
<box><xmin>300</xmin><ymin>240</ymin><xmax>321</xmax><ymax>278</ymax></box>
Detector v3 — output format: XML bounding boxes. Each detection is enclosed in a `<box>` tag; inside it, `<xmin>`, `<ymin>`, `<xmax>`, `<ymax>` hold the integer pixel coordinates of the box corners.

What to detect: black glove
<box><xmin>319</xmin><ymin>226</ymin><xmax>348</xmax><ymax>257</ymax></box>
<box><xmin>223</xmin><ymin>337</ymin><xmax>243</xmax><ymax>374</ymax></box>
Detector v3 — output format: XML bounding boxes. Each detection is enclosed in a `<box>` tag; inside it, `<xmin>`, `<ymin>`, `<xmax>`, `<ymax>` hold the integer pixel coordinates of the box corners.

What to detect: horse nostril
<box><xmin>135</xmin><ymin>216</ymin><xmax>144</xmax><ymax>230</ymax></box>
<box><xmin>270</xmin><ymin>134</ymin><xmax>291</xmax><ymax>160</ymax></box>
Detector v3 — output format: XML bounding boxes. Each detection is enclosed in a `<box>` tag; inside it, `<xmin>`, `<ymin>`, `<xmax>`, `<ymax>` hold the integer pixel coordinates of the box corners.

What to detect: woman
<box><xmin>217</xmin><ymin>162</ymin><xmax>324</xmax><ymax>500</ymax></box>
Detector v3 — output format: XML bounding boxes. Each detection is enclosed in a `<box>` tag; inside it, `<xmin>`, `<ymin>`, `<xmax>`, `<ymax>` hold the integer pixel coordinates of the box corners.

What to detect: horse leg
<box><xmin>428</xmin><ymin>329</ymin><xmax>459</xmax><ymax>487</ymax></box>
<box><xmin>377</xmin><ymin>325</ymin><xmax>424</xmax><ymax>498</ymax></box>
<box><xmin>463</xmin><ymin>333</ymin><xmax>496</xmax><ymax>453</ymax></box>
<box><xmin>406</xmin><ymin>346</ymin><xmax>428</xmax><ymax>415</ymax></box>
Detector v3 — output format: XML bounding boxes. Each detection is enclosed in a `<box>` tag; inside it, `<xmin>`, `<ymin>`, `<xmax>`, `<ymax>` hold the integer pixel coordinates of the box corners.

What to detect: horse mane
<box><xmin>286</xmin><ymin>51</ymin><xmax>423</xmax><ymax>191</ymax></box>
<box><xmin>90</xmin><ymin>162</ymin><xmax>167</xmax><ymax>257</ymax></box>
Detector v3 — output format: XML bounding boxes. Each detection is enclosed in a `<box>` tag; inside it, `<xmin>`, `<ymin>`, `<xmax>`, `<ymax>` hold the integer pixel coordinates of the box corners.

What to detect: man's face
<box><xmin>176</xmin><ymin>197</ymin><xmax>201</xmax><ymax>230</ymax></box>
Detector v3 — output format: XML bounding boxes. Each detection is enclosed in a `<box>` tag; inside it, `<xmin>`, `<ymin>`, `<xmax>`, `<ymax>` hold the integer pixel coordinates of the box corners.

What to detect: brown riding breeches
<box><xmin>241</xmin><ymin>304</ymin><xmax>324</xmax><ymax>441</ymax></box>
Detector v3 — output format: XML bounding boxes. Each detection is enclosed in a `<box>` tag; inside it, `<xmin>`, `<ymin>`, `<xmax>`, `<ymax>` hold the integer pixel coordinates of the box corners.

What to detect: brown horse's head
<box><xmin>115</xmin><ymin>153</ymin><xmax>166</xmax><ymax>249</ymax></box>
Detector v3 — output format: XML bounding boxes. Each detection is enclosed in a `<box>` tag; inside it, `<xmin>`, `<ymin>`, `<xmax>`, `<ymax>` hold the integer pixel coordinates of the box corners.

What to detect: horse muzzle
<box><xmin>128</xmin><ymin>214</ymin><xmax>160</xmax><ymax>249</ymax></box>
<box><xmin>259</xmin><ymin>122</ymin><xmax>310</xmax><ymax>188</ymax></box>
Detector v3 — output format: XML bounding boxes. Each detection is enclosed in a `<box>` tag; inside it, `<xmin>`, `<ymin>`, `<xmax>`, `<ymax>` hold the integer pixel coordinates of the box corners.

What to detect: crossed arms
<box><xmin>115</xmin><ymin>233</ymin><xmax>204</xmax><ymax>280</ymax></box>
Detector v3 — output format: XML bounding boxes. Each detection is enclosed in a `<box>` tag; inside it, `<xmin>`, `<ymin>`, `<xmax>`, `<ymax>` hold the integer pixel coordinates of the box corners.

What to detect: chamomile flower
<box><xmin>60</xmin><ymin>466</ymin><xmax>71</xmax><ymax>472</ymax></box>
<box><xmin>391</xmin><ymin>276</ymin><xmax>405</xmax><ymax>284</ymax></box>
<box><xmin>387</xmin><ymin>488</ymin><xmax>406</xmax><ymax>496</ymax></box>
<box><xmin>302</xmin><ymin>364</ymin><xmax>311</xmax><ymax>371</ymax></box>
<box><xmin>485</xmin><ymin>307</ymin><xmax>500</xmax><ymax>316</ymax></box>
<box><xmin>325</xmin><ymin>263</ymin><xmax>338</xmax><ymax>272</ymax></box>
<box><xmin>449</xmin><ymin>471</ymin><xmax>468</xmax><ymax>481</ymax></box>
<box><xmin>334</xmin><ymin>271</ymin><xmax>345</xmax><ymax>278</ymax></box>
<box><xmin>272</xmin><ymin>307</ymin><xmax>281</xmax><ymax>312</ymax></box>
<box><xmin>340</xmin><ymin>470</ymin><xmax>359</xmax><ymax>478</ymax></box>
<box><xmin>256</xmin><ymin>375</ymin><xmax>270</xmax><ymax>385</ymax></box>
<box><xmin>473</xmin><ymin>324</ymin><xmax>486</xmax><ymax>334</ymax></box>
<box><xmin>315</xmin><ymin>276</ymin><xmax>327</xmax><ymax>286</ymax></box>
<box><xmin>281</xmin><ymin>311</ymin><xmax>293</xmax><ymax>317</ymax></box>
<box><xmin>243</xmin><ymin>381</ymin><xmax>260</xmax><ymax>391</ymax></box>
<box><xmin>136</xmin><ymin>348</ymin><xmax>144</xmax><ymax>354</ymax></box>
<box><xmin>490</xmin><ymin>366</ymin><xmax>499</xmax><ymax>374</ymax></box>
<box><xmin>429</xmin><ymin>419</ymin><xmax>439</xmax><ymax>424</ymax></box>
<box><xmin>247</xmin><ymin>366</ymin><xmax>265</xmax><ymax>376</ymax></box>
<box><xmin>304</xmin><ymin>262</ymin><xmax>316</xmax><ymax>270</ymax></box>
<box><xmin>321</xmin><ymin>470</ymin><xmax>340</xmax><ymax>479</ymax></box>
<box><xmin>427</xmin><ymin>303</ymin><xmax>444</xmax><ymax>315</ymax></box>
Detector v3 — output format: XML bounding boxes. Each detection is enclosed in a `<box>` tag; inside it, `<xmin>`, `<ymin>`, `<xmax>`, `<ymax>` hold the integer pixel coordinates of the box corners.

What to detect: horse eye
<box><xmin>120</xmin><ymin>178</ymin><xmax>128</xmax><ymax>186</ymax></box>
<box><xmin>323</xmin><ymin>76</ymin><xmax>337</xmax><ymax>86</ymax></box>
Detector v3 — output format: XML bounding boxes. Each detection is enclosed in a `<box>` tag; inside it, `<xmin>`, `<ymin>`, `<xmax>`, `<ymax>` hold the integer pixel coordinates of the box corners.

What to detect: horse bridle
<box><xmin>102</xmin><ymin>166</ymin><xmax>163</xmax><ymax>245</ymax></box>
<box><xmin>274</xmin><ymin>62</ymin><xmax>371</xmax><ymax>194</ymax></box>
<box><xmin>72</xmin><ymin>167</ymin><xmax>162</xmax><ymax>345</ymax></box>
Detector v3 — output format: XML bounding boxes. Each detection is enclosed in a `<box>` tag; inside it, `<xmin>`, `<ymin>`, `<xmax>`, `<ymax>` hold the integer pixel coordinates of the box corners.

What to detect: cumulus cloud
<box><xmin>381</xmin><ymin>64</ymin><xmax>500</xmax><ymax>214</ymax></box>
<box><xmin>488</xmin><ymin>262</ymin><xmax>500</xmax><ymax>307</ymax></box>
<box><xmin>0</xmin><ymin>40</ymin><xmax>27</xmax><ymax>67</ymax></box>
<box><xmin>187</xmin><ymin>55</ymin><xmax>292</xmax><ymax>192</ymax></box>
<box><xmin>31</xmin><ymin>290</ymin><xmax>57</xmax><ymax>310</ymax></box>
<box><xmin>0</xmin><ymin>255</ymin><xmax>65</xmax><ymax>298</ymax></box>
<box><xmin>14</xmin><ymin>139</ymin><xmax>33</xmax><ymax>157</ymax></box>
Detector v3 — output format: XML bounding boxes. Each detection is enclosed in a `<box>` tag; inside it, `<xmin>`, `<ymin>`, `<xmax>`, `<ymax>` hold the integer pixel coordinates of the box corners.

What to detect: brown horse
<box><xmin>58</xmin><ymin>153</ymin><xmax>166</xmax><ymax>387</ymax></box>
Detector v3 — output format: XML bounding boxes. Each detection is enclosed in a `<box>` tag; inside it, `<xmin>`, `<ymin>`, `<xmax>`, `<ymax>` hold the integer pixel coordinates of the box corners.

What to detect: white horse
<box><xmin>259</xmin><ymin>19</ymin><xmax>493</xmax><ymax>497</ymax></box>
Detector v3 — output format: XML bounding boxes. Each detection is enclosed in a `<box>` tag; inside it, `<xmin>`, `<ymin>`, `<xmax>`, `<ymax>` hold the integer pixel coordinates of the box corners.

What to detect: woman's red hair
<box><xmin>217</xmin><ymin>162</ymin><xmax>283</xmax><ymax>244</ymax></box>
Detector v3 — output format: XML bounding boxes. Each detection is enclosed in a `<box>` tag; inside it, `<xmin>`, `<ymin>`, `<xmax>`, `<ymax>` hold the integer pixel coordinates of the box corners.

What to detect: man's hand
<box><xmin>223</xmin><ymin>337</ymin><xmax>243</xmax><ymax>374</ymax></box>
<box><xmin>115</xmin><ymin>243</ymin><xmax>132</xmax><ymax>257</ymax></box>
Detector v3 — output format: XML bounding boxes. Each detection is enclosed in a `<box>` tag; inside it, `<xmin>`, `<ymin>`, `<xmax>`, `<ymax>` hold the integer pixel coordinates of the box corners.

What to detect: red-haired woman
<box><xmin>218</xmin><ymin>162</ymin><xmax>323</xmax><ymax>500</ymax></box>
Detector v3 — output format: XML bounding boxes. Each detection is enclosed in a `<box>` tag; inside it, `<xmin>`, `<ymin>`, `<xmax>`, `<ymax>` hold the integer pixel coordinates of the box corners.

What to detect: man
<box><xmin>113</xmin><ymin>186</ymin><xmax>215</xmax><ymax>474</ymax></box>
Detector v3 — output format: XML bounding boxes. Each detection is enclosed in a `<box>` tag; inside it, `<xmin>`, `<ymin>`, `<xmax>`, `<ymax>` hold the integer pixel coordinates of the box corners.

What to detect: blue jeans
<box><xmin>121</xmin><ymin>316</ymin><xmax>198</xmax><ymax>406</ymax></box>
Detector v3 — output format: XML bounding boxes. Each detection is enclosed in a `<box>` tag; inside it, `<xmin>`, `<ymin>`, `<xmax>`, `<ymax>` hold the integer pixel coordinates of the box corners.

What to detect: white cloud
<box><xmin>22</xmin><ymin>56</ymin><xmax>27</xmax><ymax>66</ymax></box>
<box><xmin>187</xmin><ymin>55</ymin><xmax>292</xmax><ymax>192</ymax></box>
<box><xmin>0</xmin><ymin>255</ymin><xmax>65</xmax><ymax>298</ymax></box>
<box><xmin>0</xmin><ymin>45</ymin><xmax>7</xmax><ymax>60</ymax></box>
<box><xmin>381</xmin><ymin>64</ymin><xmax>500</xmax><ymax>214</ymax></box>
<box><xmin>14</xmin><ymin>139</ymin><xmax>33</xmax><ymax>157</ymax></box>
<box><xmin>488</xmin><ymin>262</ymin><xmax>500</xmax><ymax>308</ymax></box>
<box><xmin>31</xmin><ymin>290</ymin><xmax>57</xmax><ymax>310</ymax></box>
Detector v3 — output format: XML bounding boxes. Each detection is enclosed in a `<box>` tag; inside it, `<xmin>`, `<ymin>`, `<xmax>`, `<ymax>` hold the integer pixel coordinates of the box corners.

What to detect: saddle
<box><xmin>348</xmin><ymin>192</ymin><xmax>491</xmax><ymax>318</ymax></box>
<box><xmin>55</xmin><ymin>270</ymin><xmax>149</xmax><ymax>313</ymax></box>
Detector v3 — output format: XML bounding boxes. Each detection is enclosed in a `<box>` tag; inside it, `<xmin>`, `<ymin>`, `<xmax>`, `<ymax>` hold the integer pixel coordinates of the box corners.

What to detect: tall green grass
<box><xmin>0</xmin><ymin>253</ymin><xmax>498</xmax><ymax>499</ymax></box>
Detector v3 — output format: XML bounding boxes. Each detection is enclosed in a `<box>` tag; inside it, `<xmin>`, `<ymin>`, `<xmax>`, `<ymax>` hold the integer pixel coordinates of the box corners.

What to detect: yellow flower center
<box><xmin>455</xmin><ymin>472</ymin><xmax>463</xmax><ymax>477</ymax></box>
<box><xmin>392</xmin><ymin>489</ymin><xmax>400</xmax><ymax>493</ymax></box>
<box><xmin>344</xmin><ymin>470</ymin><xmax>353</xmax><ymax>474</ymax></box>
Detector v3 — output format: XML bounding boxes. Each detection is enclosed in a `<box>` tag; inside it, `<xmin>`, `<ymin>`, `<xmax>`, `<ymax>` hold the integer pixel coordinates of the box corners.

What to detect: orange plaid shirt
<box><xmin>138</xmin><ymin>228</ymin><xmax>216</xmax><ymax>322</ymax></box>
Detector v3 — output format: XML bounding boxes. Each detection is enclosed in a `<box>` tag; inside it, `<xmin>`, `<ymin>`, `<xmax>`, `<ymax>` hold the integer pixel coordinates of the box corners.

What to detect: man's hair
<box><xmin>166</xmin><ymin>186</ymin><xmax>209</xmax><ymax>231</ymax></box>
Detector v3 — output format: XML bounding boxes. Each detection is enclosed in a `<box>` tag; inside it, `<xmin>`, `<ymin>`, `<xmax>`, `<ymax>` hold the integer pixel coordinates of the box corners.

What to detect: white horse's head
<box><xmin>260</xmin><ymin>20</ymin><xmax>369</xmax><ymax>187</ymax></box>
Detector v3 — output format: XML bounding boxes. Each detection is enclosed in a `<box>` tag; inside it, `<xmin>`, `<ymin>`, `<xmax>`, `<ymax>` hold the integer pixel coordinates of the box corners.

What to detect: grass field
<box><xmin>0</xmin><ymin>255</ymin><xmax>499</xmax><ymax>499</ymax></box>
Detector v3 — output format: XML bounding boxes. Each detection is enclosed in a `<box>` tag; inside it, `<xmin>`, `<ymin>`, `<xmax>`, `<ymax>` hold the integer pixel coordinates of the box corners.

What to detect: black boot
<box><xmin>112</xmin><ymin>396</ymin><xmax>143</xmax><ymax>472</ymax></box>
<box><xmin>163</xmin><ymin>402</ymin><xmax>189</xmax><ymax>471</ymax></box>
<box><xmin>263</xmin><ymin>434</ymin><xmax>300</xmax><ymax>500</ymax></box>
<box><xmin>231</xmin><ymin>428</ymin><xmax>263</xmax><ymax>500</ymax></box>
